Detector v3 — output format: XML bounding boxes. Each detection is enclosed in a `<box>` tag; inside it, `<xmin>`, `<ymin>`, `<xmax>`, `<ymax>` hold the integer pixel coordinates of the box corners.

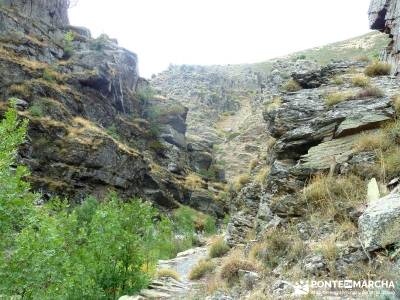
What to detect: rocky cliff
<box><xmin>0</xmin><ymin>0</ymin><xmax>224</xmax><ymax>216</ymax></box>
<box><xmin>369</xmin><ymin>0</ymin><xmax>400</xmax><ymax>74</ymax></box>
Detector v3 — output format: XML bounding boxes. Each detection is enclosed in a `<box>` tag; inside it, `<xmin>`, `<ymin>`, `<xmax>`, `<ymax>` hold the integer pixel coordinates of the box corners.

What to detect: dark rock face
<box><xmin>0</xmin><ymin>2</ymin><xmax>224</xmax><ymax>214</ymax></box>
<box><xmin>369</xmin><ymin>0</ymin><xmax>400</xmax><ymax>74</ymax></box>
<box><xmin>291</xmin><ymin>61</ymin><xmax>361</xmax><ymax>89</ymax></box>
<box><xmin>2</xmin><ymin>0</ymin><xmax>70</xmax><ymax>26</ymax></box>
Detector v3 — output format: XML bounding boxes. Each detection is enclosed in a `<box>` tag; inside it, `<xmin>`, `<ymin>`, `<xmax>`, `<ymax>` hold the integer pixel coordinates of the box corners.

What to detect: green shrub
<box><xmin>0</xmin><ymin>105</ymin><xmax>201</xmax><ymax>299</ymax></box>
<box><xmin>0</xmin><ymin>105</ymin><xmax>36</xmax><ymax>249</ymax></box>
<box><xmin>365</xmin><ymin>61</ymin><xmax>391</xmax><ymax>77</ymax></box>
<box><xmin>63</xmin><ymin>31</ymin><xmax>74</xmax><ymax>59</ymax></box>
<box><xmin>137</xmin><ymin>86</ymin><xmax>155</xmax><ymax>102</ymax></box>
<box><xmin>148</xmin><ymin>140</ymin><xmax>166</xmax><ymax>155</ymax></box>
<box><xmin>28</xmin><ymin>103</ymin><xmax>44</xmax><ymax>117</ymax></box>
<box><xmin>107</xmin><ymin>124</ymin><xmax>122</xmax><ymax>141</ymax></box>
<box><xmin>209</xmin><ymin>238</ymin><xmax>230</xmax><ymax>258</ymax></box>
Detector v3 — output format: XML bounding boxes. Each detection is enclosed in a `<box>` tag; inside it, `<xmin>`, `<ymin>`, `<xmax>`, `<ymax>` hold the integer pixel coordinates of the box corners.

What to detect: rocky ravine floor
<box><xmin>120</xmin><ymin>246</ymin><xmax>209</xmax><ymax>300</ymax></box>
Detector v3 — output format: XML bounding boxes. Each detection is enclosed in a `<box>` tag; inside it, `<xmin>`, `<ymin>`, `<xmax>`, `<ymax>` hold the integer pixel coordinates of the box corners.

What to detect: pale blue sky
<box><xmin>69</xmin><ymin>0</ymin><xmax>373</xmax><ymax>78</ymax></box>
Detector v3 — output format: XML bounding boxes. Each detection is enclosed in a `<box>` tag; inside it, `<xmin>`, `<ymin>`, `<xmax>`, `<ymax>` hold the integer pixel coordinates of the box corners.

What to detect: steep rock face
<box><xmin>2</xmin><ymin>0</ymin><xmax>70</xmax><ymax>26</ymax></box>
<box><xmin>0</xmin><ymin>3</ymin><xmax>224</xmax><ymax>215</ymax></box>
<box><xmin>369</xmin><ymin>0</ymin><xmax>400</xmax><ymax>73</ymax></box>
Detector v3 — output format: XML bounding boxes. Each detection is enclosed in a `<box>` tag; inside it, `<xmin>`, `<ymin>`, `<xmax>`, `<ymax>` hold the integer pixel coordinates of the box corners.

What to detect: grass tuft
<box><xmin>157</xmin><ymin>268</ymin><xmax>181</xmax><ymax>281</ymax></box>
<box><xmin>189</xmin><ymin>259</ymin><xmax>216</xmax><ymax>280</ymax></box>
<box><xmin>365</xmin><ymin>61</ymin><xmax>391</xmax><ymax>77</ymax></box>
<box><xmin>351</xmin><ymin>74</ymin><xmax>370</xmax><ymax>87</ymax></box>
<box><xmin>282</xmin><ymin>79</ymin><xmax>302</xmax><ymax>92</ymax></box>
<box><xmin>209</xmin><ymin>237</ymin><xmax>230</xmax><ymax>258</ymax></box>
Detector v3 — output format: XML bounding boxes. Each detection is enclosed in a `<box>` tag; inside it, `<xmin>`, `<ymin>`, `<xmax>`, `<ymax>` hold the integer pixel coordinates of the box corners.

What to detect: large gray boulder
<box><xmin>359</xmin><ymin>193</ymin><xmax>400</xmax><ymax>251</ymax></box>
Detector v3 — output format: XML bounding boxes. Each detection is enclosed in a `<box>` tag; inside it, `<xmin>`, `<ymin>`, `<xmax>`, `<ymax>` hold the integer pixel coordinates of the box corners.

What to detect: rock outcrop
<box><xmin>369</xmin><ymin>0</ymin><xmax>400</xmax><ymax>74</ymax></box>
<box><xmin>359</xmin><ymin>192</ymin><xmax>400</xmax><ymax>251</ymax></box>
<box><xmin>0</xmin><ymin>1</ymin><xmax>225</xmax><ymax>215</ymax></box>
<box><xmin>1</xmin><ymin>0</ymin><xmax>70</xmax><ymax>26</ymax></box>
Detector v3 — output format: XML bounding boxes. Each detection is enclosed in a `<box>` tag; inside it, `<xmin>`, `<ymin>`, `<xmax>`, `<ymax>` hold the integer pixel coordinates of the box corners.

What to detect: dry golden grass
<box><xmin>189</xmin><ymin>259</ymin><xmax>216</xmax><ymax>280</ymax></box>
<box><xmin>250</xmin><ymin>158</ymin><xmax>258</xmax><ymax>170</ymax></box>
<box><xmin>220</xmin><ymin>256</ymin><xmax>258</xmax><ymax>285</ymax></box>
<box><xmin>365</xmin><ymin>61</ymin><xmax>391</xmax><ymax>77</ymax></box>
<box><xmin>331</xmin><ymin>76</ymin><xmax>344</xmax><ymax>85</ymax></box>
<box><xmin>8</xmin><ymin>83</ymin><xmax>31</xmax><ymax>98</ymax></box>
<box><xmin>351</xmin><ymin>74</ymin><xmax>370</xmax><ymax>87</ymax></box>
<box><xmin>353</xmin><ymin>131</ymin><xmax>390</xmax><ymax>152</ymax></box>
<box><xmin>185</xmin><ymin>173</ymin><xmax>205</xmax><ymax>190</ymax></box>
<box><xmin>251</xmin><ymin>226</ymin><xmax>307</xmax><ymax>271</ymax></box>
<box><xmin>233</xmin><ymin>174</ymin><xmax>250</xmax><ymax>191</ymax></box>
<box><xmin>325</xmin><ymin>91</ymin><xmax>354</xmax><ymax>106</ymax></box>
<box><xmin>206</xmin><ymin>276</ymin><xmax>228</xmax><ymax>295</ymax></box>
<box><xmin>209</xmin><ymin>237</ymin><xmax>230</xmax><ymax>258</ymax></box>
<box><xmin>356</xmin><ymin>55</ymin><xmax>371</xmax><ymax>63</ymax></box>
<box><xmin>316</xmin><ymin>235</ymin><xmax>338</xmax><ymax>262</ymax></box>
<box><xmin>392</xmin><ymin>95</ymin><xmax>400</xmax><ymax>116</ymax></box>
<box><xmin>254</xmin><ymin>166</ymin><xmax>270</xmax><ymax>184</ymax></box>
<box><xmin>264</xmin><ymin>96</ymin><xmax>282</xmax><ymax>112</ymax></box>
<box><xmin>282</xmin><ymin>79</ymin><xmax>301</xmax><ymax>92</ymax></box>
<box><xmin>356</xmin><ymin>86</ymin><xmax>385</xmax><ymax>98</ymax></box>
<box><xmin>157</xmin><ymin>268</ymin><xmax>181</xmax><ymax>281</ymax></box>
<box><xmin>302</xmin><ymin>174</ymin><xmax>366</xmax><ymax>221</ymax></box>
<box><xmin>247</xmin><ymin>291</ymin><xmax>275</xmax><ymax>300</ymax></box>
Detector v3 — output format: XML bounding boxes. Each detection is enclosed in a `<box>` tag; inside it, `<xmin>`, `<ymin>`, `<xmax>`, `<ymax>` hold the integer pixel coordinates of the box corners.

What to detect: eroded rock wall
<box><xmin>2</xmin><ymin>0</ymin><xmax>70</xmax><ymax>26</ymax></box>
<box><xmin>369</xmin><ymin>0</ymin><xmax>400</xmax><ymax>74</ymax></box>
<box><xmin>0</xmin><ymin>1</ymin><xmax>225</xmax><ymax>215</ymax></box>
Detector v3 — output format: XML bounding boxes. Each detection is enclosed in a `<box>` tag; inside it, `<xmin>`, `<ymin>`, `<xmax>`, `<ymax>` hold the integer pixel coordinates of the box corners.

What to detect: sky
<box><xmin>69</xmin><ymin>0</ymin><xmax>373</xmax><ymax>78</ymax></box>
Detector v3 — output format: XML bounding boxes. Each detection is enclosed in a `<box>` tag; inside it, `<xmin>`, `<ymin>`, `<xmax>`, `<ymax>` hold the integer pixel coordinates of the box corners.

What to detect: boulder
<box><xmin>359</xmin><ymin>193</ymin><xmax>400</xmax><ymax>251</ymax></box>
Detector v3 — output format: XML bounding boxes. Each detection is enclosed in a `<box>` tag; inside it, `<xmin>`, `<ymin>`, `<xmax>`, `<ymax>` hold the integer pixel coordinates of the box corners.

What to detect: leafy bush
<box><xmin>0</xmin><ymin>106</ymin><xmax>203</xmax><ymax>299</ymax></box>
<box><xmin>365</xmin><ymin>61</ymin><xmax>391</xmax><ymax>77</ymax></box>
<box><xmin>137</xmin><ymin>86</ymin><xmax>155</xmax><ymax>102</ymax></box>
<box><xmin>209</xmin><ymin>238</ymin><xmax>230</xmax><ymax>258</ymax></box>
<box><xmin>0</xmin><ymin>105</ymin><xmax>36</xmax><ymax>249</ymax></box>
<box><xmin>189</xmin><ymin>259</ymin><xmax>216</xmax><ymax>280</ymax></box>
